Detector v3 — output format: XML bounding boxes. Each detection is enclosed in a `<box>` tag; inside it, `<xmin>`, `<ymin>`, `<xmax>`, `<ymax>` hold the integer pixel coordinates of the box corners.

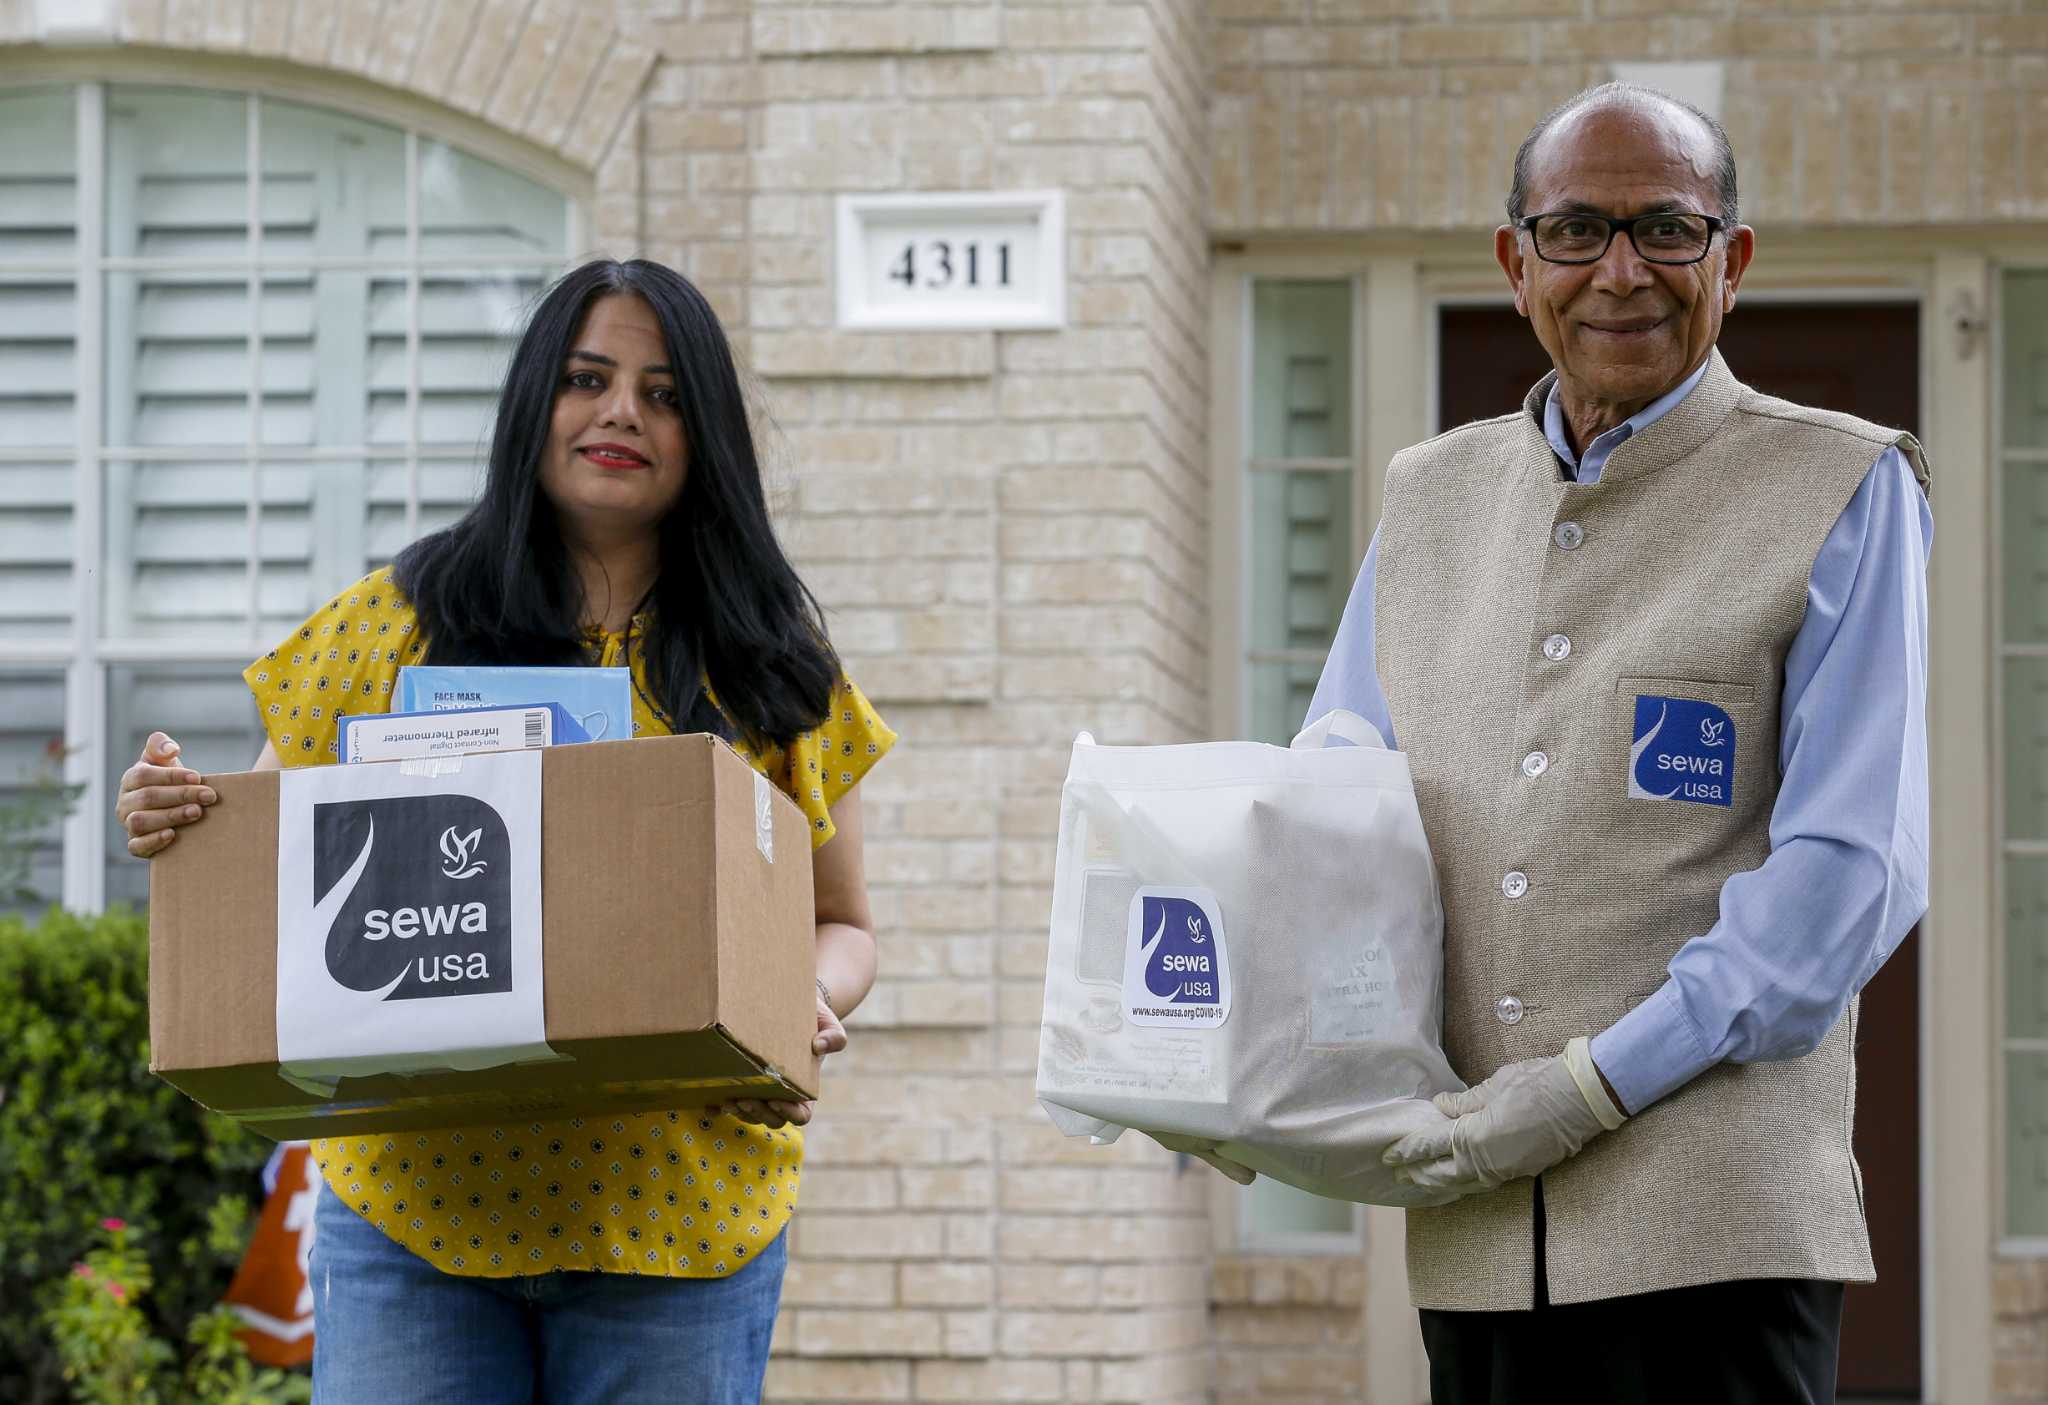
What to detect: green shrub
<box><xmin>0</xmin><ymin>908</ymin><xmax>285</xmax><ymax>1404</ymax></box>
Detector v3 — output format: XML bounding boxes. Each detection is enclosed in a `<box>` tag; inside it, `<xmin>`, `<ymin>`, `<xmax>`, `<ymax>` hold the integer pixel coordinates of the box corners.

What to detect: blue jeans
<box><xmin>310</xmin><ymin>1184</ymin><xmax>787</xmax><ymax>1405</ymax></box>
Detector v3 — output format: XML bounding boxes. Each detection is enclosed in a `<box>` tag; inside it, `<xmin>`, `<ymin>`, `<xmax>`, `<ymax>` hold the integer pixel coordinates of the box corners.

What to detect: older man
<box><xmin>1307</xmin><ymin>84</ymin><xmax>1931</xmax><ymax>1399</ymax></box>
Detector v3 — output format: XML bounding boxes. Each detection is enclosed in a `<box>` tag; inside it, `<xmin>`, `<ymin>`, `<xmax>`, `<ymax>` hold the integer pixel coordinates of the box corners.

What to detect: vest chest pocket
<box><xmin>1614</xmin><ymin>676</ymin><xmax>1758</xmax><ymax>811</ymax></box>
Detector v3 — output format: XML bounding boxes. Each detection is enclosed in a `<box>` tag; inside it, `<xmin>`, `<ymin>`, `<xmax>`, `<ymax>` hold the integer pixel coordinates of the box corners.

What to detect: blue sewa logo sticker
<box><xmin>1629</xmin><ymin>694</ymin><xmax>1735</xmax><ymax>807</ymax></box>
<box><xmin>1122</xmin><ymin>887</ymin><xmax>1231</xmax><ymax>1028</ymax></box>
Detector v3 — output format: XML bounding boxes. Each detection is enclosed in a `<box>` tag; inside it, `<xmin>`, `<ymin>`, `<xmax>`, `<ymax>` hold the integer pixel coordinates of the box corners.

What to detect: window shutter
<box><xmin>0</xmin><ymin>91</ymin><xmax>79</xmax><ymax>639</ymax></box>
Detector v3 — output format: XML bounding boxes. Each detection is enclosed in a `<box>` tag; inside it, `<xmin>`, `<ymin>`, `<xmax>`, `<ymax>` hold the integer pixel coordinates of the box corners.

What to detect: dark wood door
<box><xmin>1436</xmin><ymin>302</ymin><xmax>1924</xmax><ymax>1398</ymax></box>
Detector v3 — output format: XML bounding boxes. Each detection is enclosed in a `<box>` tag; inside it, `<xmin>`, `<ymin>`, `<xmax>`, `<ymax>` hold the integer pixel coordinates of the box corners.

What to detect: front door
<box><xmin>1436</xmin><ymin>301</ymin><xmax>1925</xmax><ymax>1399</ymax></box>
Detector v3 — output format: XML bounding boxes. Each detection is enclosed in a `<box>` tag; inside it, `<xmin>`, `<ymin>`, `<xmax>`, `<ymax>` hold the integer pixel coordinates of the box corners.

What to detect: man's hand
<box><xmin>1145</xmin><ymin>1130</ymin><xmax>1258</xmax><ymax>1186</ymax></box>
<box><xmin>1383</xmin><ymin>1037</ymin><xmax>1625</xmax><ymax>1195</ymax></box>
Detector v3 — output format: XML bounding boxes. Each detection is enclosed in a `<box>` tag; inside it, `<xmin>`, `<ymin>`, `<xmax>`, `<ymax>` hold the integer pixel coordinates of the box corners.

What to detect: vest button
<box><xmin>1542</xmin><ymin>633</ymin><xmax>1572</xmax><ymax>661</ymax></box>
<box><xmin>1554</xmin><ymin>521</ymin><xmax>1584</xmax><ymax>550</ymax></box>
<box><xmin>1495</xmin><ymin>994</ymin><xmax>1525</xmax><ymax>1026</ymax></box>
<box><xmin>1501</xmin><ymin>870</ymin><xmax>1529</xmax><ymax>899</ymax></box>
<box><xmin>1521</xmin><ymin>750</ymin><xmax>1549</xmax><ymax>778</ymax></box>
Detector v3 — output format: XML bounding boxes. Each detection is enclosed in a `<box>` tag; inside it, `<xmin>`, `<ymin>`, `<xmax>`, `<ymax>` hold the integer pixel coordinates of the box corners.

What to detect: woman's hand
<box><xmin>114</xmin><ymin>733</ymin><xmax>217</xmax><ymax>859</ymax></box>
<box><xmin>722</xmin><ymin>993</ymin><xmax>848</xmax><ymax>1131</ymax></box>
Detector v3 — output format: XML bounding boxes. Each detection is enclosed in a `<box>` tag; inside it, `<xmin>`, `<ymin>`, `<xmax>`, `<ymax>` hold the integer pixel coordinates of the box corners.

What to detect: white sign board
<box><xmin>836</xmin><ymin>190</ymin><xmax>1065</xmax><ymax>331</ymax></box>
<box><xmin>275</xmin><ymin>750</ymin><xmax>550</xmax><ymax>1081</ymax></box>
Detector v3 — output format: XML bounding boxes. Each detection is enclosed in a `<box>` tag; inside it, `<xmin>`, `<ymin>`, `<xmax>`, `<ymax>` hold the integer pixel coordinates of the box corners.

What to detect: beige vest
<box><xmin>1375</xmin><ymin>350</ymin><xmax>1929</xmax><ymax>1310</ymax></box>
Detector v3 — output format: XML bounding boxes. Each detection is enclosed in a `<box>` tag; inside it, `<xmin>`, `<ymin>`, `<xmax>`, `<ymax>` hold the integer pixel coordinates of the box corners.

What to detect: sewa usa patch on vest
<box><xmin>1628</xmin><ymin>694</ymin><xmax>1735</xmax><ymax>807</ymax></box>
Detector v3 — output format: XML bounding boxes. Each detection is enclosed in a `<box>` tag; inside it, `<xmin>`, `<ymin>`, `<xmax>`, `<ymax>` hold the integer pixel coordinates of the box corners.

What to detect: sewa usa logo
<box><xmin>1628</xmin><ymin>694</ymin><xmax>1736</xmax><ymax>808</ymax></box>
<box><xmin>1121</xmin><ymin>886</ymin><xmax>1231</xmax><ymax>1028</ymax></box>
<box><xmin>312</xmin><ymin>796</ymin><xmax>514</xmax><ymax>999</ymax></box>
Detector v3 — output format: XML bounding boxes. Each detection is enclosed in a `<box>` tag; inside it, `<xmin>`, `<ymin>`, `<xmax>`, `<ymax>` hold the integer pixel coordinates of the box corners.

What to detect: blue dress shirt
<box><xmin>1308</xmin><ymin>364</ymin><xmax>1933</xmax><ymax>1115</ymax></box>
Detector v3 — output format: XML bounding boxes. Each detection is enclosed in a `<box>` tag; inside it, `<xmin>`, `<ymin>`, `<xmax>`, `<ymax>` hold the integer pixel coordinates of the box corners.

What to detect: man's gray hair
<box><xmin>1505</xmin><ymin>82</ymin><xmax>1739</xmax><ymax>227</ymax></box>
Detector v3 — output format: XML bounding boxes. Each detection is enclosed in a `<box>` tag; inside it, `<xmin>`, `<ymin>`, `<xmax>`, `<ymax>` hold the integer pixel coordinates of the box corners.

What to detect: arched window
<box><xmin>0</xmin><ymin>82</ymin><xmax>577</xmax><ymax>912</ymax></box>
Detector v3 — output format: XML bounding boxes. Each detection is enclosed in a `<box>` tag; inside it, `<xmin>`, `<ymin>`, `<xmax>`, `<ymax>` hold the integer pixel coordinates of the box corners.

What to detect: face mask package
<box><xmin>1035</xmin><ymin>711</ymin><xmax>1467</xmax><ymax>1207</ymax></box>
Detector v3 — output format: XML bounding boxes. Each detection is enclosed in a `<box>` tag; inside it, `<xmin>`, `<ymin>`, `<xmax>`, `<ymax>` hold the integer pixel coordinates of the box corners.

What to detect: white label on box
<box><xmin>344</xmin><ymin>707</ymin><xmax>552</xmax><ymax>764</ymax></box>
<box><xmin>1121</xmin><ymin>886</ymin><xmax>1231</xmax><ymax>1029</ymax></box>
<box><xmin>275</xmin><ymin>749</ymin><xmax>550</xmax><ymax>1078</ymax></box>
<box><xmin>753</xmin><ymin>771</ymin><xmax>774</xmax><ymax>863</ymax></box>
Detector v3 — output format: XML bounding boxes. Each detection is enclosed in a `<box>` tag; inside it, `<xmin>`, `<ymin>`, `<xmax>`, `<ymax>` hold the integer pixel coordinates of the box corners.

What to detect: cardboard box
<box><xmin>149</xmin><ymin>734</ymin><xmax>819</xmax><ymax>1141</ymax></box>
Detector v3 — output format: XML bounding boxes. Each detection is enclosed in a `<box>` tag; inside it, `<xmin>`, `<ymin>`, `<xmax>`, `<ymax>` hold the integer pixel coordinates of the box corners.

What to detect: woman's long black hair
<box><xmin>394</xmin><ymin>259</ymin><xmax>837</xmax><ymax>749</ymax></box>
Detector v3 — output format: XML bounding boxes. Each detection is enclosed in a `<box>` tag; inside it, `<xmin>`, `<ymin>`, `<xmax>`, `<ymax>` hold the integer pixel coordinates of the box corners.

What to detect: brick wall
<box><xmin>1998</xmin><ymin>1261</ymin><xmax>2048</xmax><ymax>1405</ymax></box>
<box><xmin>1210</xmin><ymin>0</ymin><xmax>2048</xmax><ymax>234</ymax></box>
<box><xmin>1210</xmin><ymin>1256</ymin><xmax>1369</xmax><ymax>1404</ymax></box>
<box><xmin>738</xmin><ymin>0</ymin><xmax>1223</xmax><ymax>1393</ymax></box>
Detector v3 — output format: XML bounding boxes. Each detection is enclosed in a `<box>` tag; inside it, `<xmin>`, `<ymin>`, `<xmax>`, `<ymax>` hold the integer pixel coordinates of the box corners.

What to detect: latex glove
<box><xmin>1145</xmin><ymin>1130</ymin><xmax>1258</xmax><ymax>1186</ymax></box>
<box><xmin>1382</xmin><ymin>1037</ymin><xmax>1626</xmax><ymax>1195</ymax></box>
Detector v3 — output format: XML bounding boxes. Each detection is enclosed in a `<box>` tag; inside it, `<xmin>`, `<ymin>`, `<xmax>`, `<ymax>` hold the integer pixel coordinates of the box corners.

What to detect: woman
<box><xmin>113</xmin><ymin>259</ymin><xmax>894</xmax><ymax>1404</ymax></box>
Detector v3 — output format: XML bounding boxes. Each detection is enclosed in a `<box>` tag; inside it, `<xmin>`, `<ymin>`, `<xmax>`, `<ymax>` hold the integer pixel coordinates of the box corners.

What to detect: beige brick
<box><xmin>793</xmin><ymin>1211</ymin><xmax>947</xmax><ymax>1259</ymax></box>
<box><xmin>999</xmin><ymin>1309</ymin><xmax>1155</xmax><ymax>1358</ymax></box>
<box><xmin>1840</xmin><ymin>89</ymin><xmax>1883</xmax><ymax>221</ymax></box>
<box><xmin>796</xmin><ymin>1308</ymin><xmax>947</xmax><ymax>1357</ymax></box>
<box><xmin>485</xmin><ymin>0</ymin><xmax>567</xmax><ymax>131</ymax></box>
<box><xmin>1985</xmin><ymin>89</ymin><xmax>2023</xmax><ymax>219</ymax></box>
<box><xmin>943</xmin><ymin>1211</ymin><xmax>995</xmax><ymax>1258</ymax></box>
<box><xmin>1002</xmin><ymin>4</ymin><xmax>1151</xmax><ymax>52</ymax></box>
<box><xmin>912</xmin><ymin>1358</ymin><xmax>1065</xmax><ymax>1403</ymax></box>
<box><xmin>286</xmin><ymin>0</ymin><xmax>338</xmax><ymax>64</ymax></box>
<box><xmin>1399</xmin><ymin>21</ymin><xmax>1531</xmax><ymax>65</ymax></box>
<box><xmin>408</xmin><ymin>0</ymin><xmax>481</xmax><ymax>100</ymax></box>
<box><xmin>327</xmin><ymin>0</ymin><xmax>378</xmax><ymax>71</ymax></box>
<box><xmin>647</xmin><ymin>105</ymin><xmax>749</xmax><ymax>153</ymax></box>
<box><xmin>118</xmin><ymin>0</ymin><xmax>167</xmax><ymax>42</ymax></box>
<box><xmin>445</xmin><ymin>0</ymin><xmax>528</xmax><ymax>113</ymax></box>
<box><xmin>1103</xmin><ymin>1261</ymin><xmax>1213</xmax><ymax>1308</ymax></box>
<box><xmin>899</xmin><ymin>1166</ymin><xmax>996</xmax><ymax>1210</ymax></box>
<box><xmin>1216</xmin><ymin>1349</ymin><xmax>1367</xmax><ymax>1396</ymax></box>
<box><xmin>901</xmin><ymin>1260</ymin><xmax>995</xmax><ymax>1307</ymax></box>
<box><xmin>998</xmin><ymin>1214</ymin><xmax>1200</xmax><ymax>1263</ymax></box>
<box><xmin>525</xmin><ymin>13</ymin><xmax>612</xmax><ymax>148</ymax></box>
<box><xmin>755</xmin><ymin>4</ymin><xmax>998</xmax><ymax>57</ymax></box>
<box><xmin>763</xmin><ymin>1357</ymin><xmax>912</xmax><ymax>1403</ymax></box>
<box><xmin>802</xmin><ymin>1165</ymin><xmax>902</xmax><ymax>1211</ymax></box>
<box><xmin>203</xmin><ymin>0</ymin><xmax>247</xmax><ymax>49</ymax></box>
<box><xmin>162</xmin><ymin>0</ymin><xmax>204</xmax><ymax>46</ymax></box>
<box><xmin>1000</xmin><ymin>1262</ymin><xmax>1101</xmax><ymax>1307</ymax></box>
<box><xmin>902</xmin><ymin>52</ymin><xmax>1050</xmax><ymax>100</ymax></box>
<box><xmin>1980</xmin><ymin>16</ymin><xmax>2048</xmax><ymax>54</ymax></box>
<box><xmin>1830</xmin><ymin>14</ymin><xmax>1965</xmax><ymax>57</ymax></box>
<box><xmin>782</xmin><ymin>1258</ymin><xmax>899</xmax><ymax>1307</ymax></box>
<box><xmin>754</xmin><ymin>332</ymin><xmax>997</xmax><ymax>382</ymax></box>
<box><xmin>1926</xmin><ymin>90</ymin><xmax>1970</xmax><ymax>220</ymax></box>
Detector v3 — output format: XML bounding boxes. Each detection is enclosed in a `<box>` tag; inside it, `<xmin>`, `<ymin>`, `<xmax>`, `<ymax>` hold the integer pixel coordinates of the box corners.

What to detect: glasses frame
<box><xmin>1517</xmin><ymin>210</ymin><xmax>1727</xmax><ymax>266</ymax></box>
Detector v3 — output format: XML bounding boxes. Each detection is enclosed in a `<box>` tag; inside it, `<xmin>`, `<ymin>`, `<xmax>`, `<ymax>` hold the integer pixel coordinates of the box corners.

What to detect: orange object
<box><xmin>221</xmin><ymin>1142</ymin><xmax>318</xmax><ymax>1367</ymax></box>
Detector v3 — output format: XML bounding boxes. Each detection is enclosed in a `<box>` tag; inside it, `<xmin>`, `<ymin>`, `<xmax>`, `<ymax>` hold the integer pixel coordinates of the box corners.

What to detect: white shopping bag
<box><xmin>1034</xmin><ymin>710</ymin><xmax>1464</xmax><ymax>1206</ymax></box>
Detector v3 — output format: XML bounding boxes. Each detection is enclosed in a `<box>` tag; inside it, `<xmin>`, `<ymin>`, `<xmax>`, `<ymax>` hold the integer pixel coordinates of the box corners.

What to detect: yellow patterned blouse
<box><xmin>242</xmin><ymin>568</ymin><xmax>896</xmax><ymax>1278</ymax></box>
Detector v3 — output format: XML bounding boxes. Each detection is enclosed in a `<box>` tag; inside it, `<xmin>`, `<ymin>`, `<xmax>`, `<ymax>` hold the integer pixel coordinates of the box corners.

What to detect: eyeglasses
<box><xmin>1518</xmin><ymin>210</ymin><xmax>1725</xmax><ymax>266</ymax></box>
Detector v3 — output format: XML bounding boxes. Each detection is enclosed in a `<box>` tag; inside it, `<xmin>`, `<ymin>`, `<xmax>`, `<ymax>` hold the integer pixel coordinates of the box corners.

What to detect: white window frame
<box><xmin>1212</xmin><ymin>265</ymin><xmax>1369</xmax><ymax>1254</ymax></box>
<box><xmin>0</xmin><ymin>76</ymin><xmax>587</xmax><ymax>914</ymax></box>
<box><xmin>1996</xmin><ymin>257</ymin><xmax>2048</xmax><ymax>1258</ymax></box>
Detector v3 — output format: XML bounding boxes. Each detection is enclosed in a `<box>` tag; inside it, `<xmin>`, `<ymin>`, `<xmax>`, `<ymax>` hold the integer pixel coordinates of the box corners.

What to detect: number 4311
<box><xmin>889</xmin><ymin>240</ymin><xmax>1012</xmax><ymax>290</ymax></box>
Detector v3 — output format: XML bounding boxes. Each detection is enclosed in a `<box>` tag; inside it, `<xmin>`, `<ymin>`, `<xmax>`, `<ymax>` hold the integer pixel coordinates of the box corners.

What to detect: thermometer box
<box><xmin>338</xmin><ymin>703</ymin><xmax>591</xmax><ymax>763</ymax></box>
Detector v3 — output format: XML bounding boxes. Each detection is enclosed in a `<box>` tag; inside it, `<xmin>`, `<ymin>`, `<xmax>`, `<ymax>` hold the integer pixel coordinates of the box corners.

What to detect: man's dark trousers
<box><xmin>1417</xmin><ymin>1179</ymin><xmax>1845</xmax><ymax>1404</ymax></box>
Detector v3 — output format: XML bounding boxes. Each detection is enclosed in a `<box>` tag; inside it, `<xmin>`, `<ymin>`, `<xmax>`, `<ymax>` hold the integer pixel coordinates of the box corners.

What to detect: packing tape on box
<box><xmin>227</xmin><ymin>1070</ymin><xmax>793</xmax><ymax>1129</ymax></box>
<box><xmin>277</xmin><ymin>1040</ymin><xmax>567</xmax><ymax>1097</ymax></box>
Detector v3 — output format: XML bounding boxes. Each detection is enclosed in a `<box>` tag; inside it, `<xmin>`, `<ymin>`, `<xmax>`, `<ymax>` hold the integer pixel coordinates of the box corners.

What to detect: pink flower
<box><xmin>100</xmin><ymin>1218</ymin><xmax>125</xmax><ymax>1233</ymax></box>
<box><xmin>105</xmin><ymin>1283</ymin><xmax>126</xmax><ymax>1302</ymax></box>
<box><xmin>71</xmin><ymin>1264</ymin><xmax>92</xmax><ymax>1280</ymax></box>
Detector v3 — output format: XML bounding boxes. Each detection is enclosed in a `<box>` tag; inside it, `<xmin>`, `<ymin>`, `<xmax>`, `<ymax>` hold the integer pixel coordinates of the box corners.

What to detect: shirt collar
<box><xmin>1542</xmin><ymin>357</ymin><xmax>1711</xmax><ymax>485</ymax></box>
